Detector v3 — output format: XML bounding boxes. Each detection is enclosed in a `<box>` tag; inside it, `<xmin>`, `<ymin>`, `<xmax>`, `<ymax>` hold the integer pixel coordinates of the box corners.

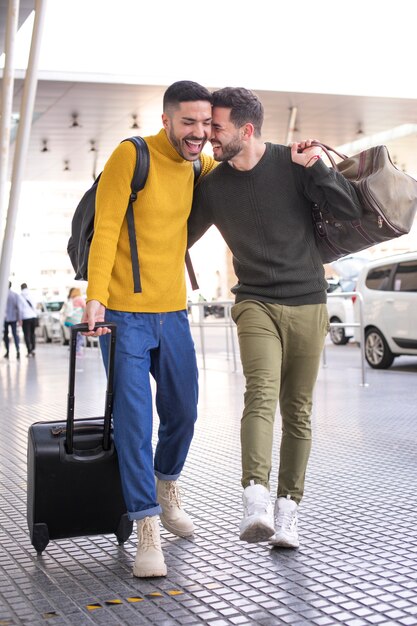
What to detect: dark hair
<box><xmin>163</xmin><ymin>80</ymin><xmax>212</xmax><ymax>113</ymax></box>
<box><xmin>21</xmin><ymin>283</ymin><xmax>28</xmax><ymax>290</ymax></box>
<box><xmin>68</xmin><ymin>287</ymin><xmax>83</xmax><ymax>300</ymax></box>
<box><xmin>212</xmin><ymin>87</ymin><xmax>264</xmax><ymax>137</ymax></box>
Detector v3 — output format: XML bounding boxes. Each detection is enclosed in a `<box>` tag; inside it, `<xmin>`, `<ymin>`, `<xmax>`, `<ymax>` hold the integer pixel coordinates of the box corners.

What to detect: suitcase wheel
<box><xmin>115</xmin><ymin>514</ymin><xmax>133</xmax><ymax>544</ymax></box>
<box><xmin>31</xmin><ymin>523</ymin><xmax>50</xmax><ymax>553</ymax></box>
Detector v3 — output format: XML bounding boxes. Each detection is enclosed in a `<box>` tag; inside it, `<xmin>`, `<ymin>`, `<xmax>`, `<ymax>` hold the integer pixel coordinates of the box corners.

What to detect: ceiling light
<box><xmin>63</xmin><ymin>160</ymin><xmax>70</xmax><ymax>171</ymax></box>
<box><xmin>336</xmin><ymin>124</ymin><xmax>417</xmax><ymax>156</ymax></box>
<box><xmin>131</xmin><ymin>114</ymin><xmax>139</xmax><ymax>129</ymax></box>
<box><xmin>41</xmin><ymin>139</ymin><xmax>49</xmax><ymax>153</ymax></box>
<box><xmin>70</xmin><ymin>113</ymin><xmax>81</xmax><ymax>128</ymax></box>
<box><xmin>89</xmin><ymin>140</ymin><xmax>96</xmax><ymax>152</ymax></box>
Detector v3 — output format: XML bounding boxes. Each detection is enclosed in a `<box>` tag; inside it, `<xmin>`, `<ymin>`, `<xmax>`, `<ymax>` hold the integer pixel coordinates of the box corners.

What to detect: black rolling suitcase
<box><xmin>27</xmin><ymin>323</ymin><xmax>133</xmax><ymax>553</ymax></box>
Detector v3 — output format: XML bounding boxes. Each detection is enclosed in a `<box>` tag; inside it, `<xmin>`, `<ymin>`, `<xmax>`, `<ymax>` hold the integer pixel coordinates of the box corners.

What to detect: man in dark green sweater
<box><xmin>188</xmin><ymin>87</ymin><xmax>362</xmax><ymax>549</ymax></box>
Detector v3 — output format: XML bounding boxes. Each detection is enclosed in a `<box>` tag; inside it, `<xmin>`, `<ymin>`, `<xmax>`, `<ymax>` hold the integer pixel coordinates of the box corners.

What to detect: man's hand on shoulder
<box><xmin>290</xmin><ymin>140</ymin><xmax>323</xmax><ymax>168</ymax></box>
<box><xmin>82</xmin><ymin>300</ymin><xmax>111</xmax><ymax>336</ymax></box>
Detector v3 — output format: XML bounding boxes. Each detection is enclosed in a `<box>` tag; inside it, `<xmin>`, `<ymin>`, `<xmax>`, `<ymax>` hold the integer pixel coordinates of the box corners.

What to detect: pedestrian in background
<box><xmin>20</xmin><ymin>283</ymin><xmax>38</xmax><ymax>357</ymax></box>
<box><xmin>62</xmin><ymin>287</ymin><xmax>86</xmax><ymax>356</ymax></box>
<box><xmin>3</xmin><ymin>282</ymin><xmax>22</xmax><ymax>360</ymax></box>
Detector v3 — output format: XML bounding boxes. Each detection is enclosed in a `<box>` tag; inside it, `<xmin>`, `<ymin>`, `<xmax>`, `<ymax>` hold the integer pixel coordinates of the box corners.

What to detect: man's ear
<box><xmin>242</xmin><ymin>123</ymin><xmax>255</xmax><ymax>140</ymax></box>
<box><xmin>162</xmin><ymin>113</ymin><xmax>168</xmax><ymax>129</ymax></box>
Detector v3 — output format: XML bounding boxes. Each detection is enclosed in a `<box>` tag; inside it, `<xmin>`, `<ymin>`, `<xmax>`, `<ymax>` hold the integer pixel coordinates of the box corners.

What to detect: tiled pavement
<box><xmin>0</xmin><ymin>331</ymin><xmax>416</xmax><ymax>626</ymax></box>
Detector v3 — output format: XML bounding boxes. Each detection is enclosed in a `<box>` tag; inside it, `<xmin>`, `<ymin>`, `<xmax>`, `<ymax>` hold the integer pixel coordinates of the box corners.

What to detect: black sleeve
<box><xmin>188</xmin><ymin>182</ymin><xmax>215</xmax><ymax>248</ymax></box>
<box><xmin>300</xmin><ymin>158</ymin><xmax>363</xmax><ymax>220</ymax></box>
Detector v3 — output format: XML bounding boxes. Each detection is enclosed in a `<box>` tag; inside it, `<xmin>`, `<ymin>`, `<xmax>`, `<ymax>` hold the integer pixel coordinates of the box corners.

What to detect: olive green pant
<box><xmin>231</xmin><ymin>300</ymin><xmax>329</xmax><ymax>504</ymax></box>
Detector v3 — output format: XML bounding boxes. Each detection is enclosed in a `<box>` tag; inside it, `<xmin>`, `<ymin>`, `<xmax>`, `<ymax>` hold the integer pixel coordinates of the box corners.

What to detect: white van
<box><xmin>326</xmin><ymin>256</ymin><xmax>369</xmax><ymax>345</ymax></box>
<box><xmin>353</xmin><ymin>251</ymin><xmax>417</xmax><ymax>368</ymax></box>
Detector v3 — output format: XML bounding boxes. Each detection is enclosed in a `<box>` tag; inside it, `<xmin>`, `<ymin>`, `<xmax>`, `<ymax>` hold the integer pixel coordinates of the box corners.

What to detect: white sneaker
<box><xmin>133</xmin><ymin>516</ymin><xmax>167</xmax><ymax>578</ymax></box>
<box><xmin>269</xmin><ymin>495</ymin><xmax>299</xmax><ymax>548</ymax></box>
<box><xmin>239</xmin><ymin>481</ymin><xmax>275</xmax><ymax>543</ymax></box>
<box><xmin>156</xmin><ymin>479</ymin><xmax>194</xmax><ymax>538</ymax></box>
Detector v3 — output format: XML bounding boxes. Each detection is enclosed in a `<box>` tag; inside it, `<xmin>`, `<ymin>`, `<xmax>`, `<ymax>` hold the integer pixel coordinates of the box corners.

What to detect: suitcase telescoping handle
<box><xmin>66</xmin><ymin>323</ymin><xmax>116</xmax><ymax>454</ymax></box>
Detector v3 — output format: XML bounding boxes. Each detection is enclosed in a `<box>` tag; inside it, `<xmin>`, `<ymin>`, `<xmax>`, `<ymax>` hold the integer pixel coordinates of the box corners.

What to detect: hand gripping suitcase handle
<box><xmin>66</xmin><ymin>323</ymin><xmax>116</xmax><ymax>454</ymax></box>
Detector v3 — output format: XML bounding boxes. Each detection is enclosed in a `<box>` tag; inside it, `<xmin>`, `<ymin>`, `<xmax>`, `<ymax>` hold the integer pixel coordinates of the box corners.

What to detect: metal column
<box><xmin>285</xmin><ymin>106</ymin><xmax>298</xmax><ymax>145</ymax></box>
<box><xmin>0</xmin><ymin>0</ymin><xmax>19</xmax><ymax>247</ymax></box>
<box><xmin>0</xmin><ymin>0</ymin><xmax>48</xmax><ymax>325</ymax></box>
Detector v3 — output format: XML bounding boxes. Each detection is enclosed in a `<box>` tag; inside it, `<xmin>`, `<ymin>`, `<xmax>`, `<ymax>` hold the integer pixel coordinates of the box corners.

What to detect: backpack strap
<box><xmin>185</xmin><ymin>160</ymin><xmax>201</xmax><ymax>291</ymax></box>
<box><xmin>192</xmin><ymin>158</ymin><xmax>201</xmax><ymax>181</ymax></box>
<box><xmin>122</xmin><ymin>136</ymin><xmax>150</xmax><ymax>293</ymax></box>
<box><xmin>123</xmin><ymin>137</ymin><xmax>199</xmax><ymax>294</ymax></box>
<box><xmin>23</xmin><ymin>296</ymin><xmax>35</xmax><ymax>310</ymax></box>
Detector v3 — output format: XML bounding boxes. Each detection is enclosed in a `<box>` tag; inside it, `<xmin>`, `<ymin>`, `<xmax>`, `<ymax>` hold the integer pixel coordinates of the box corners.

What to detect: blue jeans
<box><xmin>100</xmin><ymin>310</ymin><xmax>198</xmax><ymax>521</ymax></box>
<box><xmin>3</xmin><ymin>321</ymin><xmax>20</xmax><ymax>353</ymax></box>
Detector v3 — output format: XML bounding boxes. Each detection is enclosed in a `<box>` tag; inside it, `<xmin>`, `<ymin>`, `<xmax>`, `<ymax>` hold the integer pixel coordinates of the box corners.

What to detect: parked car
<box><xmin>60</xmin><ymin>307</ymin><xmax>98</xmax><ymax>348</ymax></box>
<box><xmin>353</xmin><ymin>251</ymin><xmax>417</xmax><ymax>368</ymax></box>
<box><xmin>203</xmin><ymin>303</ymin><xmax>225</xmax><ymax>318</ymax></box>
<box><xmin>35</xmin><ymin>301</ymin><xmax>64</xmax><ymax>343</ymax></box>
<box><xmin>61</xmin><ymin>320</ymin><xmax>99</xmax><ymax>348</ymax></box>
<box><xmin>326</xmin><ymin>256</ymin><xmax>368</xmax><ymax>345</ymax></box>
<box><xmin>188</xmin><ymin>295</ymin><xmax>226</xmax><ymax>321</ymax></box>
<box><xmin>60</xmin><ymin>313</ymin><xmax>71</xmax><ymax>346</ymax></box>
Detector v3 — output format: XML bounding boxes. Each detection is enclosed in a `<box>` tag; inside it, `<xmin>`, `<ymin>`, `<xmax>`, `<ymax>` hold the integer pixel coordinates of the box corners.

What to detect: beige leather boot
<box><xmin>156</xmin><ymin>479</ymin><xmax>194</xmax><ymax>537</ymax></box>
<box><xmin>133</xmin><ymin>516</ymin><xmax>167</xmax><ymax>578</ymax></box>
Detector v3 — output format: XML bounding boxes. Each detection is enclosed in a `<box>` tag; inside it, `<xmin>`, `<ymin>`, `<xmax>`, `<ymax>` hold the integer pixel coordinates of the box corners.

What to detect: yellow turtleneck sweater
<box><xmin>86</xmin><ymin>129</ymin><xmax>215</xmax><ymax>312</ymax></box>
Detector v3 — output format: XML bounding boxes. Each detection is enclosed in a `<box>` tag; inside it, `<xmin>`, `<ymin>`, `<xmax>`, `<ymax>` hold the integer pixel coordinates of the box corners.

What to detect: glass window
<box><xmin>365</xmin><ymin>265</ymin><xmax>393</xmax><ymax>291</ymax></box>
<box><xmin>45</xmin><ymin>301</ymin><xmax>64</xmax><ymax>312</ymax></box>
<box><xmin>393</xmin><ymin>261</ymin><xmax>417</xmax><ymax>292</ymax></box>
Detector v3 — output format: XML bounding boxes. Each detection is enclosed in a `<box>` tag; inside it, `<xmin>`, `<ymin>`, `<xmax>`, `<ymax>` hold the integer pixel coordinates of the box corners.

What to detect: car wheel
<box><xmin>329</xmin><ymin>317</ymin><xmax>350</xmax><ymax>345</ymax></box>
<box><xmin>365</xmin><ymin>328</ymin><xmax>395</xmax><ymax>369</ymax></box>
<box><xmin>43</xmin><ymin>325</ymin><xmax>52</xmax><ymax>343</ymax></box>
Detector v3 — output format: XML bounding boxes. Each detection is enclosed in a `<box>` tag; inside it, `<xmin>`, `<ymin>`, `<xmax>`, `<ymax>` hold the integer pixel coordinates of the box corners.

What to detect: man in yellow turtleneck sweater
<box><xmin>83</xmin><ymin>81</ymin><xmax>216</xmax><ymax>578</ymax></box>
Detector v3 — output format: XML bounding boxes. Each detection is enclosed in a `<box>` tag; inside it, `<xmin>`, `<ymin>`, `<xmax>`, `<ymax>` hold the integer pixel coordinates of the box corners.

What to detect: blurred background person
<box><xmin>62</xmin><ymin>287</ymin><xmax>86</xmax><ymax>356</ymax></box>
<box><xmin>3</xmin><ymin>282</ymin><xmax>23</xmax><ymax>360</ymax></box>
<box><xmin>20</xmin><ymin>283</ymin><xmax>38</xmax><ymax>357</ymax></box>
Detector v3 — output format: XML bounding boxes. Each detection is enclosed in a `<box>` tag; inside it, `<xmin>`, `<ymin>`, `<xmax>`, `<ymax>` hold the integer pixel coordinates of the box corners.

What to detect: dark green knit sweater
<box><xmin>188</xmin><ymin>143</ymin><xmax>362</xmax><ymax>305</ymax></box>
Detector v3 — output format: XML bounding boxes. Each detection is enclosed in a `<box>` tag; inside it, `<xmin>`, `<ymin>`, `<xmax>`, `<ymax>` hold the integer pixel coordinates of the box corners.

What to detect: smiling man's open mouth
<box><xmin>184</xmin><ymin>138</ymin><xmax>204</xmax><ymax>154</ymax></box>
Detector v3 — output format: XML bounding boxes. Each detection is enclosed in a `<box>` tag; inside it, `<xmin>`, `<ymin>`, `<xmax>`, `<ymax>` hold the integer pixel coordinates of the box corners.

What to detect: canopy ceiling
<box><xmin>1</xmin><ymin>1</ymin><xmax>417</xmax><ymax>184</ymax></box>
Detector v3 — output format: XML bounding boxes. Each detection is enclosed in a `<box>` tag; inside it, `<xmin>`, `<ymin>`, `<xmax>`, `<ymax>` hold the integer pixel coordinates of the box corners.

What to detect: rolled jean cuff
<box><xmin>154</xmin><ymin>470</ymin><xmax>181</xmax><ymax>481</ymax></box>
<box><xmin>128</xmin><ymin>504</ymin><xmax>162</xmax><ymax>521</ymax></box>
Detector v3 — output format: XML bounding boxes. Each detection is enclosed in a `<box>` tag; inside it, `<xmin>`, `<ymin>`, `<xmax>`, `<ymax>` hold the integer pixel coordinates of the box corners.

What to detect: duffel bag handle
<box><xmin>66</xmin><ymin>323</ymin><xmax>116</xmax><ymax>454</ymax></box>
<box><xmin>308</xmin><ymin>140</ymin><xmax>349</xmax><ymax>169</ymax></box>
